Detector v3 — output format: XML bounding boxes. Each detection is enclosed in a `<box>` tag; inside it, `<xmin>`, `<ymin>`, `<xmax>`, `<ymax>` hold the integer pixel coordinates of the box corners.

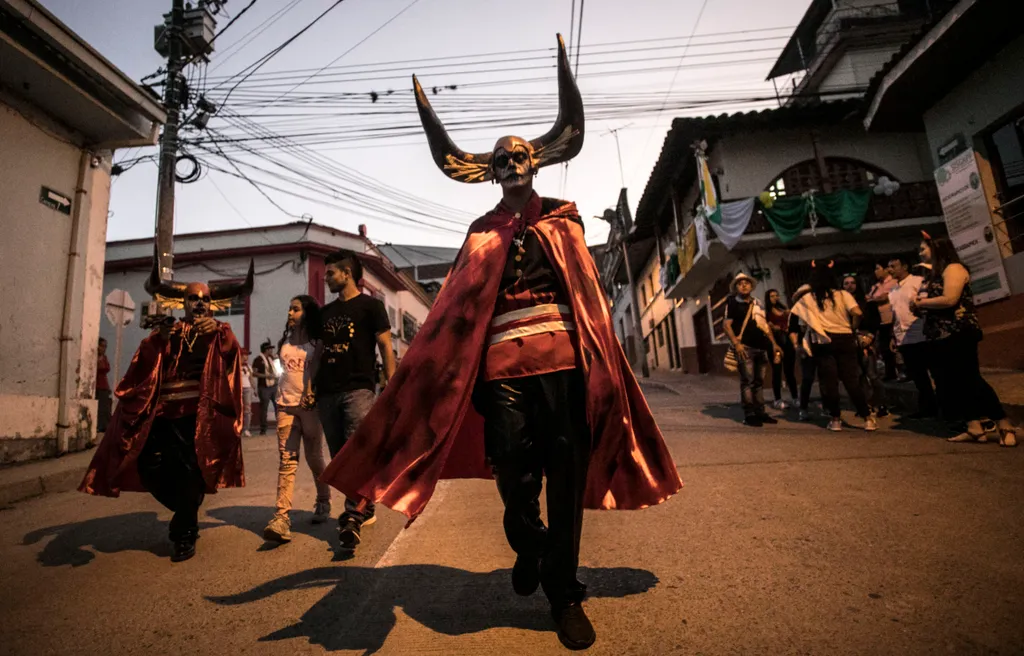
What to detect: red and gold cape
<box><xmin>320</xmin><ymin>193</ymin><xmax>682</xmax><ymax>524</ymax></box>
<box><xmin>79</xmin><ymin>322</ymin><xmax>245</xmax><ymax>497</ymax></box>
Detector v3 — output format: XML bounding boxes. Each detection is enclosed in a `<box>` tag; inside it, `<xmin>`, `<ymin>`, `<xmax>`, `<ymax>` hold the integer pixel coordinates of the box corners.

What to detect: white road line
<box><xmin>373</xmin><ymin>480</ymin><xmax>451</xmax><ymax>569</ymax></box>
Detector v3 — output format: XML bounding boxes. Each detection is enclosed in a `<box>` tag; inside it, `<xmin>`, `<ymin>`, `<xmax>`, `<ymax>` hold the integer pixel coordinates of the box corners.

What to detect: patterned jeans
<box><xmin>274</xmin><ymin>406</ymin><xmax>331</xmax><ymax>520</ymax></box>
<box><xmin>738</xmin><ymin>348</ymin><xmax>768</xmax><ymax>417</ymax></box>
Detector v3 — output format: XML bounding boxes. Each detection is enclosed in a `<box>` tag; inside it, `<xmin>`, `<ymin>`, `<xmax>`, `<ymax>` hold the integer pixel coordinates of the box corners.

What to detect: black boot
<box><xmin>512</xmin><ymin>554</ymin><xmax>541</xmax><ymax>596</ymax></box>
<box><xmin>171</xmin><ymin>530</ymin><xmax>197</xmax><ymax>563</ymax></box>
<box><xmin>552</xmin><ymin>602</ymin><xmax>596</xmax><ymax>650</ymax></box>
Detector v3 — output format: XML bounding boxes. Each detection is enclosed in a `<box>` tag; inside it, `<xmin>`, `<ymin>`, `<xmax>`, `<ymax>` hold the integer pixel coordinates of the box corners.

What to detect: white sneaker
<box><xmin>827</xmin><ymin>418</ymin><xmax>843</xmax><ymax>432</ymax></box>
<box><xmin>864</xmin><ymin>414</ymin><xmax>878</xmax><ymax>432</ymax></box>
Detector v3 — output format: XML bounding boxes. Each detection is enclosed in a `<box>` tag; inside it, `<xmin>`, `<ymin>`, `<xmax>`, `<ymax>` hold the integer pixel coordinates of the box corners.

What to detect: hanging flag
<box><xmin>708</xmin><ymin>198</ymin><xmax>756</xmax><ymax>250</ymax></box>
<box><xmin>696</xmin><ymin>151</ymin><xmax>722</xmax><ymax>225</ymax></box>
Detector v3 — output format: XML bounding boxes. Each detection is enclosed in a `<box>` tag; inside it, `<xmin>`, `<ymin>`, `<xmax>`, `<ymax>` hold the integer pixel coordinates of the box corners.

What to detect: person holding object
<box><xmin>264</xmin><ymin>295</ymin><xmax>332</xmax><ymax>543</ymax></box>
<box><xmin>910</xmin><ymin>234</ymin><xmax>1016</xmax><ymax>446</ymax></box>
<box><xmin>79</xmin><ymin>257</ymin><xmax>252</xmax><ymax>562</ymax></box>
<box><xmin>319</xmin><ymin>35</ymin><xmax>681</xmax><ymax>651</ymax></box>
<box><xmin>724</xmin><ymin>273</ymin><xmax>783</xmax><ymax>427</ymax></box>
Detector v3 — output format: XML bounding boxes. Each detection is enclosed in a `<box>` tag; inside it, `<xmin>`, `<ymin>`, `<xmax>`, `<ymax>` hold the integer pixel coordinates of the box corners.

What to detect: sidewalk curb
<box><xmin>0</xmin><ymin>451</ymin><xmax>92</xmax><ymax>508</ymax></box>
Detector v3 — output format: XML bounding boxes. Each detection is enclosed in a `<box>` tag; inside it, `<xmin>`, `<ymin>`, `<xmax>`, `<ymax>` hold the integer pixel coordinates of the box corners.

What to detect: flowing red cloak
<box><xmin>79</xmin><ymin>322</ymin><xmax>245</xmax><ymax>497</ymax></box>
<box><xmin>320</xmin><ymin>195</ymin><xmax>682</xmax><ymax>524</ymax></box>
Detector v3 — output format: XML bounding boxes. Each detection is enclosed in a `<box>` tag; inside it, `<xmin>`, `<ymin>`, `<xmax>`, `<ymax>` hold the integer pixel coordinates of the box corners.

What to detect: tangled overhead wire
<box><xmin>175</xmin><ymin>153</ymin><xmax>203</xmax><ymax>184</ymax></box>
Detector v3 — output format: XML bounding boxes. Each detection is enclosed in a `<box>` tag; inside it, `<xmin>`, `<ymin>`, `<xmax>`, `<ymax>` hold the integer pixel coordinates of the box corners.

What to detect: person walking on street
<box><xmin>724</xmin><ymin>273</ymin><xmax>784</xmax><ymax>427</ymax></box>
<box><xmin>791</xmin><ymin>262</ymin><xmax>876</xmax><ymax>432</ymax></box>
<box><xmin>887</xmin><ymin>256</ymin><xmax>938</xmax><ymax>419</ymax></box>
<box><xmin>96</xmin><ymin>337</ymin><xmax>112</xmax><ymax>433</ymax></box>
<box><xmin>765</xmin><ymin>289</ymin><xmax>798</xmax><ymax>410</ymax></box>
<box><xmin>867</xmin><ymin>262</ymin><xmax>900</xmax><ymax>380</ymax></box>
<box><xmin>264</xmin><ymin>295</ymin><xmax>333</xmax><ymax>543</ymax></box>
<box><xmin>312</xmin><ymin>250</ymin><xmax>396</xmax><ymax>554</ymax></box>
<box><xmin>240</xmin><ymin>348</ymin><xmax>253</xmax><ymax>437</ymax></box>
<box><xmin>911</xmin><ymin>235</ymin><xmax>1016</xmax><ymax>446</ymax></box>
<box><xmin>253</xmin><ymin>341</ymin><xmax>279</xmax><ymax>435</ymax></box>
<box><xmin>789</xmin><ymin>285</ymin><xmax>817</xmax><ymax>421</ymax></box>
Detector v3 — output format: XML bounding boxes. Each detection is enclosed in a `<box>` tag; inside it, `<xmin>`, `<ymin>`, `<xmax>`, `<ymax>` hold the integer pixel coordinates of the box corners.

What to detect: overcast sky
<box><xmin>40</xmin><ymin>0</ymin><xmax>811</xmax><ymax>248</ymax></box>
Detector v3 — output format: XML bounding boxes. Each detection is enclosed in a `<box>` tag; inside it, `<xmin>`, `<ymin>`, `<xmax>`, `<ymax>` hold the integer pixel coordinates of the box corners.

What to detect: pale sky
<box><xmin>40</xmin><ymin>0</ymin><xmax>812</xmax><ymax>248</ymax></box>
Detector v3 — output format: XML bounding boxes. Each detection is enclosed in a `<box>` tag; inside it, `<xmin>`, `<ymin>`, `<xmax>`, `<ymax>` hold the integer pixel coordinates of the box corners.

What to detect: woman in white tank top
<box><xmin>264</xmin><ymin>295</ymin><xmax>332</xmax><ymax>544</ymax></box>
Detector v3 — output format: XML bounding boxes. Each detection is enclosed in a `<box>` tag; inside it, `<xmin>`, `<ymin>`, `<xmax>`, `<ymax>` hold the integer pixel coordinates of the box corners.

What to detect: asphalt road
<box><xmin>2</xmin><ymin>379</ymin><xmax>1023</xmax><ymax>655</ymax></box>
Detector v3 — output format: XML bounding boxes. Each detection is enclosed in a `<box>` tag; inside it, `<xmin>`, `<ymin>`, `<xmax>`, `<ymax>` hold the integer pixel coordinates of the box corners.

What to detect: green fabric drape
<box><xmin>759</xmin><ymin>189</ymin><xmax>871</xmax><ymax>243</ymax></box>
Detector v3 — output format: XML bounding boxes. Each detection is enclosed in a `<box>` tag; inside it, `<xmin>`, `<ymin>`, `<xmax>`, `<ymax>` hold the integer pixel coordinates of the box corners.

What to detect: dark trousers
<box><xmin>137</xmin><ymin>415</ymin><xmax>206</xmax><ymax>542</ymax></box>
<box><xmin>96</xmin><ymin>389</ymin><xmax>112</xmax><ymax>433</ymax></box>
<box><xmin>738</xmin><ymin>348</ymin><xmax>768</xmax><ymax>417</ymax></box>
<box><xmin>812</xmin><ymin>333</ymin><xmax>871</xmax><ymax>418</ymax></box>
<box><xmin>258</xmin><ymin>386</ymin><xmax>277</xmax><ymax>433</ymax></box>
<box><xmin>771</xmin><ymin>340</ymin><xmax>798</xmax><ymax>402</ymax></box>
<box><xmin>318</xmin><ymin>389</ymin><xmax>376</xmax><ymax>523</ymax></box>
<box><xmin>929</xmin><ymin>332</ymin><xmax>1006</xmax><ymax>423</ymax></box>
<box><xmin>898</xmin><ymin>341</ymin><xmax>938</xmax><ymax>416</ymax></box>
<box><xmin>878</xmin><ymin>323</ymin><xmax>897</xmax><ymax>379</ymax></box>
<box><xmin>799</xmin><ymin>351</ymin><xmax>817</xmax><ymax>410</ymax></box>
<box><xmin>474</xmin><ymin>370</ymin><xmax>592</xmax><ymax>609</ymax></box>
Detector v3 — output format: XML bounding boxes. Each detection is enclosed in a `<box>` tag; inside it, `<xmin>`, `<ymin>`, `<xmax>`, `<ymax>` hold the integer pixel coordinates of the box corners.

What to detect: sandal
<box><xmin>999</xmin><ymin>428</ymin><xmax>1017</xmax><ymax>448</ymax></box>
<box><xmin>948</xmin><ymin>431</ymin><xmax>988</xmax><ymax>443</ymax></box>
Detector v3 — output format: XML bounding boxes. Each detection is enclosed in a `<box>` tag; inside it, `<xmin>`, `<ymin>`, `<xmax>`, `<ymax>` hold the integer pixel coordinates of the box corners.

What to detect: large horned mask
<box><xmin>412</xmin><ymin>34</ymin><xmax>585</xmax><ymax>184</ymax></box>
<box><xmin>143</xmin><ymin>244</ymin><xmax>255</xmax><ymax>320</ymax></box>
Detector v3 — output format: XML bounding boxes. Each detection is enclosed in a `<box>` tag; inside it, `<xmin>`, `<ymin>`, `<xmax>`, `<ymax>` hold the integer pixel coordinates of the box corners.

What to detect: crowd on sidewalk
<box><xmin>723</xmin><ymin>232</ymin><xmax>1017</xmax><ymax>447</ymax></box>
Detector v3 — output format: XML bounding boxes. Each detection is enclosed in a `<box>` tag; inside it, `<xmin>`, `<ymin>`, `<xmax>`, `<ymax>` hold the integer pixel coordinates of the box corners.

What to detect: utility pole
<box><xmin>153</xmin><ymin>0</ymin><xmax>186</xmax><ymax>290</ymax></box>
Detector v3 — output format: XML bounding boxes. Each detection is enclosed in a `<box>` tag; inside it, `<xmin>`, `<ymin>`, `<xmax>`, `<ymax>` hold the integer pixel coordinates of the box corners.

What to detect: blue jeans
<box><xmin>738</xmin><ymin>348</ymin><xmax>768</xmax><ymax>417</ymax></box>
<box><xmin>317</xmin><ymin>389</ymin><xmax>376</xmax><ymax>524</ymax></box>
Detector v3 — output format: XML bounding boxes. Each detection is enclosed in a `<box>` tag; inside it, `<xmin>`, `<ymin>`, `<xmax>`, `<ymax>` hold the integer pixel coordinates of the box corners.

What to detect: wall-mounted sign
<box><xmin>936</xmin><ymin>133</ymin><xmax>967</xmax><ymax>166</ymax></box>
<box><xmin>934</xmin><ymin>150</ymin><xmax>1010</xmax><ymax>305</ymax></box>
<box><xmin>39</xmin><ymin>187</ymin><xmax>72</xmax><ymax>215</ymax></box>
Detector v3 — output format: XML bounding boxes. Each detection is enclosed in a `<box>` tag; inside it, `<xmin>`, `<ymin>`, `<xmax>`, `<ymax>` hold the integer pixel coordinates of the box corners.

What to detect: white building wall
<box><xmin>0</xmin><ymin>102</ymin><xmax>113</xmax><ymax>462</ymax></box>
<box><xmin>820</xmin><ymin>45</ymin><xmax>903</xmax><ymax>93</ymax></box>
<box><xmin>716</xmin><ymin>127</ymin><xmax>932</xmax><ymax>199</ymax></box>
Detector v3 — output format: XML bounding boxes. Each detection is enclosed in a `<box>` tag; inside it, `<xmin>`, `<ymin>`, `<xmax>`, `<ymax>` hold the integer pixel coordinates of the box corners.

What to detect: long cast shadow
<box><xmin>209</xmin><ymin>564</ymin><xmax>658</xmax><ymax>654</ymax></box>
<box><xmin>205</xmin><ymin>505</ymin><xmax>337</xmax><ymax>550</ymax></box>
<box><xmin>22</xmin><ymin>511</ymin><xmax>218</xmax><ymax>567</ymax></box>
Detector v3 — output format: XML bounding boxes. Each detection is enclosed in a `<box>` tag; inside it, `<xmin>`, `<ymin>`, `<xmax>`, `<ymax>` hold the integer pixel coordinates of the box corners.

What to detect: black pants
<box><xmin>771</xmin><ymin>338</ymin><xmax>798</xmax><ymax>402</ymax></box>
<box><xmin>812</xmin><ymin>333</ymin><xmax>871</xmax><ymax>418</ymax></box>
<box><xmin>929</xmin><ymin>332</ymin><xmax>1006</xmax><ymax>423</ymax></box>
<box><xmin>474</xmin><ymin>370</ymin><xmax>592</xmax><ymax>609</ymax></box>
<box><xmin>878</xmin><ymin>324</ymin><xmax>897</xmax><ymax>379</ymax></box>
<box><xmin>799</xmin><ymin>353</ymin><xmax>817</xmax><ymax>411</ymax></box>
<box><xmin>137</xmin><ymin>415</ymin><xmax>206</xmax><ymax>542</ymax></box>
<box><xmin>96</xmin><ymin>389</ymin><xmax>112</xmax><ymax>433</ymax></box>
<box><xmin>898</xmin><ymin>341</ymin><xmax>938</xmax><ymax>416</ymax></box>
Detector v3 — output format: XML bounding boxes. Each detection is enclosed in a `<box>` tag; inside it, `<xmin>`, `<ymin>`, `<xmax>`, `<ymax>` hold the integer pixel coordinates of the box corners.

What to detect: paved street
<box><xmin>2</xmin><ymin>378</ymin><xmax>1023</xmax><ymax>655</ymax></box>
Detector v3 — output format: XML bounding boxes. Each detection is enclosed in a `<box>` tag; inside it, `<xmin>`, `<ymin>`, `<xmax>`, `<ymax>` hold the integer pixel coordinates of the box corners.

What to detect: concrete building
<box><xmin>102</xmin><ymin>222</ymin><xmax>435</xmax><ymax>382</ymax></box>
<box><xmin>378</xmin><ymin>243</ymin><xmax>461</xmax><ymax>297</ymax></box>
<box><xmin>606</xmin><ymin>0</ymin><xmax>952</xmax><ymax>377</ymax></box>
<box><xmin>0</xmin><ymin>0</ymin><xmax>165</xmax><ymax>464</ymax></box>
<box><xmin>863</xmin><ymin>0</ymin><xmax>1024</xmax><ymax>368</ymax></box>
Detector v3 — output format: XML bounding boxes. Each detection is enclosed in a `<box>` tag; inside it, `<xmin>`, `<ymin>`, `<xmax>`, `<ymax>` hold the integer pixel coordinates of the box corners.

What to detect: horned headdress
<box><xmin>412</xmin><ymin>34</ymin><xmax>585</xmax><ymax>183</ymax></box>
<box><xmin>143</xmin><ymin>244</ymin><xmax>255</xmax><ymax>310</ymax></box>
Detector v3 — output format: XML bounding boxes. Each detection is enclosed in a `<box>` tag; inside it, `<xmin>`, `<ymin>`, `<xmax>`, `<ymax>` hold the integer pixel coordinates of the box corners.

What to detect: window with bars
<box><xmin>766</xmin><ymin>158</ymin><xmax>889</xmax><ymax>197</ymax></box>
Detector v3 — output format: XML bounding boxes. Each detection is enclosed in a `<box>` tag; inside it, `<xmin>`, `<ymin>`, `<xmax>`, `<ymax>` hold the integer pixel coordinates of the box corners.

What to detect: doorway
<box><xmin>694</xmin><ymin>306</ymin><xmax>713</xmax><ymax>374</ymax></box>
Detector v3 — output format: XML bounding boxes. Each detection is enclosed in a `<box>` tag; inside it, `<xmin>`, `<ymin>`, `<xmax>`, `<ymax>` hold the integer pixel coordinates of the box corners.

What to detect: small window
<box><xmin>402</xmin><ymin>313</ymin><xmax>419</xmax><ymax>343</ymax></box>
<box><xmin>656</xmin><ymin>324</ymin><xmax>665</xmax><ymax>347</ymax></box>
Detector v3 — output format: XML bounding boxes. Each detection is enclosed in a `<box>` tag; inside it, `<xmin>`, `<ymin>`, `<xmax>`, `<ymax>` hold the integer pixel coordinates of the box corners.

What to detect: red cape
<box><xmin>320</xmin><ymin>194</ymin><xmax>682</xmax><ymax>523</ymax></box>
<box><xmin>79</xmin><ymin>322</ymin><xmax>245</xmax><ymax>497</ymax></box>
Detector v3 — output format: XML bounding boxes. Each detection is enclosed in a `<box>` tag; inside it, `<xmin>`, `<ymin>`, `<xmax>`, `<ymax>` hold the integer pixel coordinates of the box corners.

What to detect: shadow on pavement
<box><xmin>21</xmin><ymin>511</ymin><xmax>217</xmax><ymax>567</ymax></box>
<box><xmin>205</xmin><ymin>505</ymin><xmax>337</xmax><ymax>549</ymax></box>
<box><xmin>208</xmin><ymin>564</ymin><xmax>658</xmax><ymax>654</ymax></box>
<box><xmin>701</xmin><ymin>402</ymin><xmax>745</xmax><ymax>425</ymax></box>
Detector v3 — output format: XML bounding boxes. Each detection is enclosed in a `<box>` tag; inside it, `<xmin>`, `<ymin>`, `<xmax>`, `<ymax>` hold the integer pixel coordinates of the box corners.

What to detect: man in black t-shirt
<box><xmin>723</xmin><ymin>273</ymin><xmax>782</xmax><ymax>426</ymax></box>
<box><xmin>311</xmin><ymin>249</ymin><xmax>395</xmax><ymax>554</ymax></box>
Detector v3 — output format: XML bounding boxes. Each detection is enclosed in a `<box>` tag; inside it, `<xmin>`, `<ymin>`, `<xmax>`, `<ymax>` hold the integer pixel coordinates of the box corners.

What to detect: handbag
<box><xmin>723</xmin><ymin>302</ymin><xmax>754</xmax><ymax>373</ymax></box>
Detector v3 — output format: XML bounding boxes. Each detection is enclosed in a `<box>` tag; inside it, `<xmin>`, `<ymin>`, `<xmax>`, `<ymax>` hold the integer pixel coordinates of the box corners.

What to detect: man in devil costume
<box><xmin>79</xmin><ymin>257</ymin><xmax>252</xmax><ymax>562</ymax></box>
<box><xmin>320</xmin><ymin>35</ymin><xmax>681</xmax><ymax>650</ymax></box>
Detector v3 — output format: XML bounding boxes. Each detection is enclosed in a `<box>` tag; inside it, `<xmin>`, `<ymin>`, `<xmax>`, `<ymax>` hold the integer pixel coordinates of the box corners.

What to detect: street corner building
<box><xmin>601</xmin><ymin>0</ymin><xmax>1024</xmax><ymax>378</ymax></box>
<box><xmin>0</xmin><ymin>0</ymin><xmax>166</xmax><ymax>464</ymax></box>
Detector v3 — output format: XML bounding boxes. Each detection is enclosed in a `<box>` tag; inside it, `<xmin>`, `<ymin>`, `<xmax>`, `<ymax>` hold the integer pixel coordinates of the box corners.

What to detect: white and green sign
<box><xmin>934</xmin><ymin>150</ymin><xmax>1009</xmax><ymax>305</ymax></box>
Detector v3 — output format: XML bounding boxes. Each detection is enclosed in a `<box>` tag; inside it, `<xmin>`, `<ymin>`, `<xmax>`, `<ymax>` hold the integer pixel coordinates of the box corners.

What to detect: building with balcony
<box><xmin>0</xmin><ymin>0</ymin><xmax>165</xmax><ymax>464</ymax></box>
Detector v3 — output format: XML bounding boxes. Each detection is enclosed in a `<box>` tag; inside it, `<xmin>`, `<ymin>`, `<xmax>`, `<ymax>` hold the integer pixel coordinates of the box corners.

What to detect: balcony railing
<box><xmin>743</xmin><ymin>180</ymin><xmax>942</xmax><ymax>236</ymax></box>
